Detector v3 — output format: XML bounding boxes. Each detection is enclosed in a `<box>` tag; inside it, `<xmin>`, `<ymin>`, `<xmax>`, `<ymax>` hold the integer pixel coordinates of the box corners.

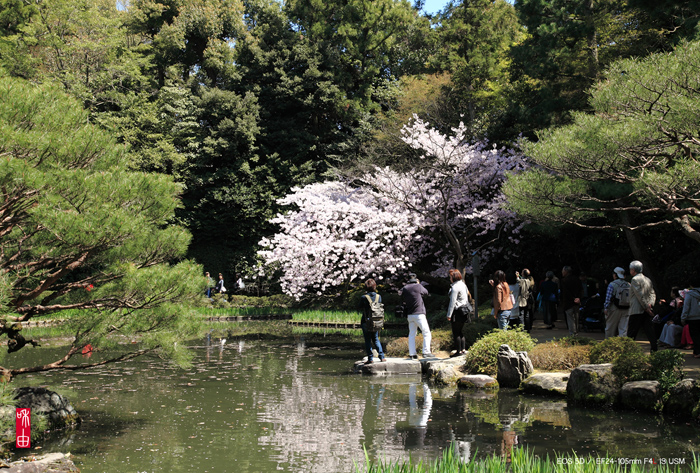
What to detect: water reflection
<box><xmin>9</xmin><ymin>339</ymin><xmax>700</xmax><ymax>472</ymax></box>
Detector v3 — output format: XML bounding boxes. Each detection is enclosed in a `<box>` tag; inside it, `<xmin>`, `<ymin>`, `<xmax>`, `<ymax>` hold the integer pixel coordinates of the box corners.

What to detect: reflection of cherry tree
<box><xmin>362</xmin><ymin>117</ymin><xmax>526</xmax><ymax>277</ymax></box>
<box><xmin>259</xmin><ymin>118</ymin><xmax>525</xmax><ymax>297</ymax></box>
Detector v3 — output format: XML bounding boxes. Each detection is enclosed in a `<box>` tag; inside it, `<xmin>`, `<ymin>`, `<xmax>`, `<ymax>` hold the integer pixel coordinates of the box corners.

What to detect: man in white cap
<box><xmin>603</xmin><ymin>267</ymin><xmax>631</xmax><ymax>338</ymax></box>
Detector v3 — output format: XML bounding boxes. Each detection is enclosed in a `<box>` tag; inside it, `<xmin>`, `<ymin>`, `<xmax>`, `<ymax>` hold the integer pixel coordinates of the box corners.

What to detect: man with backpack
<box><xmin>604</xmin><ymin>267</ymin><xmax>631</xmax><ymax>338</ymax></box>
<box><xmin>359</xmin><ymin>278</ymin><xmax>386</xmax><ymax>364</ymax></box>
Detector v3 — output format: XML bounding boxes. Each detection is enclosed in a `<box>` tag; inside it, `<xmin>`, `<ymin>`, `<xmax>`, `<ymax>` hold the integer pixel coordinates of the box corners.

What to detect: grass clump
<box><xmin>530</xmin><ymin>340</ymin><xmax>592</xmax><ymax>371</ymax></box>
<box><xmin>385</xmin><ymin>329</ymin><xmax>453</xmax><ymax>357</ymax></box>
<box><xmin>356</xmin><ymin>445</ymin><xmax>699</xmax><ymax>473</ymax></box>
<box><xmin>462</xmin><ymin>327</ymin><xmax>536</xmax><ymax>376</ymax></box>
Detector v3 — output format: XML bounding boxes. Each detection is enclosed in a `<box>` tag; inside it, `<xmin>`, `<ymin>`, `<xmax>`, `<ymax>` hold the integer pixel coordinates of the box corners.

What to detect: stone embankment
<box><xmin>352</xmin><ymin>344</ymin><xmax>700</xmax><ymax>421</ymax></box>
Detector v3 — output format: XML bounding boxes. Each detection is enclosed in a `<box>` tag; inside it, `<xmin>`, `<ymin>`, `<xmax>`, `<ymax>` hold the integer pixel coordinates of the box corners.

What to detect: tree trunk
<box><xmin>620</xmin><ymin>211</ymin><xmax>663</xmax><ymax>296</ymax></box>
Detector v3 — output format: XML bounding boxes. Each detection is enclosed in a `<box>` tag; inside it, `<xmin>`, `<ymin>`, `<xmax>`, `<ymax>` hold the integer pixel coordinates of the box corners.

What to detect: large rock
<box><xmin>496</xmin><ymin>344</ymin><xmax>533</xmax><ymax>388</ymax></box>
<box><xmin>620</xmin><ymin>381</ymin><xmax>660</xmax><ymax>412</ymax></box>
<box><xmin>521</xmin><ymin>373</ymin><xmax>569</xmax><ymax>397</ymax></box>
<box><xmin>663</xmin><ymin>378</ymin><xmax>700</xmax><ymax>417</ymax></box>
<box><xmin>353</xmin><ymin>358</ymin><xmax>422</xmax><ymax>376</ymax></box>
<box><xmin>457</xmin><ymin>374</ymin><xmax>499</xmax><ymax>391</ymax></box>
<box><xmin>425</xmin><ymin>356</ymin><xmax>465</xmax><ymax>385</ymax></box>
<box><xmin>4</xmin><ymin>453</ymin><xmax>79</xmax><ymax>473</ymax></box>
<box><xmin>566</xmin><ymin>364</ymin><xmax>620</xmax><ymax>406</ymax></box>
<box><xmin>14</xmin><ymin>387</ymin><xmax>80</xmax><ymax>430</ymax></box>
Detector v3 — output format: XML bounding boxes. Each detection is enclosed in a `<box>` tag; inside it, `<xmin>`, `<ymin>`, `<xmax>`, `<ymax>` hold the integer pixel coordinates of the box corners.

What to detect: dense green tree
<box><xmin>431</xmin><ymin>0</ymin><xmax>522</xmax><ymax>136</ymax></box>
<box><xmin>504</xmin><ymin>41</ymin><xmax>700</xmax><ymax>281</ymax></box>
<box><xmin>0</xmin><ymin>76</ymin><xmax>203</xmax><ymax>380</ymax></box>
<box><xmin>500</xmin><ymin>0</ymin><xmax>695</xmax><ymax>141</ymax></box>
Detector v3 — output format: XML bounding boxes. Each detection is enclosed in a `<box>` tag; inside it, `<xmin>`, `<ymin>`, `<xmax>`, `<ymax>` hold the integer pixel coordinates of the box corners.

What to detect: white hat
<box><xmin>613</xmin><ymin>267</ymin><xmax>625</xmax><ymax>279</ymax></box>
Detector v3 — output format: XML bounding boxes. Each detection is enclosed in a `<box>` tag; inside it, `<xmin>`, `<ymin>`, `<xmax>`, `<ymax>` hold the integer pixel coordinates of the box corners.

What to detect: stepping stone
<box><xmin>352</xmin><ymin>357</ymin><xmax>422</xmax><ymax>376</ymax></box>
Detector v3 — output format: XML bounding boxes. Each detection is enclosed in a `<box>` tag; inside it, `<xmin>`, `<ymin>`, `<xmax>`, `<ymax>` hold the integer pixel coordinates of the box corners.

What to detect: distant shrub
<box><xmin>557</xmin><ymin>336</ymin><xmax>597</xmax><ymax>346</ymax></box>
<box><xmin>464</xmin><ymin>321</ymin><xmax>496</xmax><ymax>349</ymax></box>
<box><xmin>384</xmin><ymin>329</ymin><xmax>452</xmax><ymax>357</ymax></box>
<box><xmin>530</xmin><ymin>342</ymin><xmax>592</xmax><ymax>371</ymax></box>
<box><xmin>463</xmin><ymin>327</ymin><xmax>536</xmax><ymax>376</ymax></box>
<box><xmin>589</xmin><ymin>336</ymin><xmax>643</xmax><ymax>364</ymax></box>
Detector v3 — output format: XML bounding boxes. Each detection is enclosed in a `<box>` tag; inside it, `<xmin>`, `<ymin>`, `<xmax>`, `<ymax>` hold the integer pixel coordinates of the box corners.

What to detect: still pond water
<box><xmin>10</xmin><ymin>337</ymin><xmax>700</xmax><ymax>472</ymax></box>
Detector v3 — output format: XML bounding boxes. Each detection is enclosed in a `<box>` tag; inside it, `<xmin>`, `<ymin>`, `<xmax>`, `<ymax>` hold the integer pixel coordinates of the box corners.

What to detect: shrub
<box><xmin>530</xmin><ymin>342</ymin><xmax>592</xmax><ymax>371</ymax></box>
<box><xmin>464</xmin><ymin>321</ymin><xmax>496</xmax><ymax>349</ymax></box>
<box><xmin>612</xmin><ymin>350</ymin><xmax>650</xmax><ymax>384</ymax></box>
<box><xmin>557</xmin><ymin>336</ymin><xmax>597</xmax><ymax>346</ymax></box>
<box><xmin>589</xmin><ymin>336</ymin><xmax>643</xmax><ymax>364</ymax></box>
<box><xmin>463</xmin><ymin>327</ymin><xmax>536</xmax><ymax>376</ymax></box>
<box><xmin>648</xmin><ymin>349</ymin><xmax>685</xmax><ymax>392</ymax></box>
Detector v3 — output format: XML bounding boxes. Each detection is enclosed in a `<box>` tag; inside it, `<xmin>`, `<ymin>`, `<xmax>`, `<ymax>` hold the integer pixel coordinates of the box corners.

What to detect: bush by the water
<box><xmin>462</xmin><ymin>327</ymin><xmax>536</xmax><ymax>376</ymax></box>
<box><xmin>589</xmin><ymin>336</ymin><xmax>643</xmax><ymax>364</ymax></box>
<box><xmin>530</xmin><ymin>341</ymin><xmax>592</xmax><ymax>371</ymax></box>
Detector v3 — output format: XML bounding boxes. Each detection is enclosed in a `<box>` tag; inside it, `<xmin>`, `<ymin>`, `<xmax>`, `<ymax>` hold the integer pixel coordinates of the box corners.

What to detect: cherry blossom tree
<box><xmin>258</xmin><ymin>182</ymin><xmax>420</xmax><ymax>299</ymax></box>
<box><xmin>362</xmin><ymin>116</ymin><xmax>526</xmax><ymax>277</ymax></box>
<box><xmin>259</xmin><ymin>117</ymin><xmax>526</xmax><ymax>298</ymax></box>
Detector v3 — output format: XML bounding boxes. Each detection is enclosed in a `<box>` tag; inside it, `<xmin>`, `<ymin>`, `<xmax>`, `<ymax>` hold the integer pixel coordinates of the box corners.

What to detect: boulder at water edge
<box><xmin>520</xmin><ymin>373</ymin><xmax>569</xmax><ymax>397</ymax></box>
<box><xmin>496</xmin><ymin>344</ymin><xmax>533</xmax><ymax>388</ymax></box>
<box><xmin>425</xmin><ymin>355</ymin><xmax>465</xmax><ymax>385</ymax></box>
<box><xmin>620</xmin><ymin>381</ymin><xmax>660</xmax><ymax>412</ymax></box>
<box><xmin>14</xmin><ymin>387</ymin><xmax>81</xmax><ymax>430</ymax></box>
<box><xmin>4</xmin><ymin>453</ymin><xmax>79</xmax><ymax>473</ymax></box>
<box><xmin>566</xmin><ymin>364</ymin><xmax>620</xmax><ymax>406</ymax></box>
<box><xmin>663</xmin><ymin>378</ymin><xmax>700</xmax><ymax>417</ymax></box>
<box><xmin>457</xmin><ymin>375</ymin><xmax>499</xmax><ymax>391</ymax></box>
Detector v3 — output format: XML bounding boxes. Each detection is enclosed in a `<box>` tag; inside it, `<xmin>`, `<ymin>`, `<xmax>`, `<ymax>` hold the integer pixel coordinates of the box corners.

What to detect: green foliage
<box><xmin>463</xmin><ymin>327</ymin><xmax>536</xmax><ymax>376</ymax></box>
<box><xmin>505</xmin><ymin>40</ymin><xmax>700</xmax><ymax>246</ymax></box>
<box><xmin>0</xmin><ymin>76</ymin><xmax>203</xmax><ymax>379</ymax></box>
<box><xmin>463</xmin><ymin>321</ymin><xmax>496</xmax><ymax>349</ymax></box>
<box><xmin>589</xmin><ymin>337</ymin><xmax>643</xmax><ymax>365</ymax></box>
<box><xmin>356</xmin><ymin>445</ymin><xmax>700</xmax><ymax>473</ymax></box>
<box><xmin>611</xmin><ymin>350</ymin><xmax>651</xmax><ymax>384</ymax></box>
<box><xmin>648</xmin><ymin>349</ymin><xmax>685</xmax><ymax>392</ymax></box>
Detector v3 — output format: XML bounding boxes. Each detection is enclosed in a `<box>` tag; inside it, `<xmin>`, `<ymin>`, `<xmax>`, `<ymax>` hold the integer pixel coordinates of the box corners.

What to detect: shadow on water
<box><xmin>7</xmin><ymin>337</ymin><xmax>700</xmax><ymax>472</ymax></box>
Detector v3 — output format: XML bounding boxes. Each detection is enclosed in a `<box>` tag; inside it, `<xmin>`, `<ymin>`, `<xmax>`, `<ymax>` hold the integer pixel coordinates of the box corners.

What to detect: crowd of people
<box><xmin>358</xmin><ymin>260</ymin><xmax>700</xmax><ymax>362</ymax></box>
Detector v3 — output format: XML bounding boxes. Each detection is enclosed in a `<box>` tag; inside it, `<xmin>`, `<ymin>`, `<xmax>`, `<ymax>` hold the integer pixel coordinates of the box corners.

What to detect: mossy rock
<box><xmin>566</xmin><ymin>363</ymin><xmax>621</xmax><ymax>407</ymax></box>
<box><xmin>457</xmin><ymin>375</ymin><xmax>499</xmax><ymax>391</ymax></box>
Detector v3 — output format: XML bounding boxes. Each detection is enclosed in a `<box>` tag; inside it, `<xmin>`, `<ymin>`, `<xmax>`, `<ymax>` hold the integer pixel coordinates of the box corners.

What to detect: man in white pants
<box><xmin>400</xmin><ymin>273</ymin><xmax>433</xmax><ymax>359</ymax></box>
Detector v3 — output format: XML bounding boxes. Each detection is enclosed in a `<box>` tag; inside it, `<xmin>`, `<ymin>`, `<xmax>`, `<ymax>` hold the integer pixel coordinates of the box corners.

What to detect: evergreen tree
<box><xmin>0</xmin><ymin>77</ymin><xmax>202</xmax><ymax>380</ymax></box>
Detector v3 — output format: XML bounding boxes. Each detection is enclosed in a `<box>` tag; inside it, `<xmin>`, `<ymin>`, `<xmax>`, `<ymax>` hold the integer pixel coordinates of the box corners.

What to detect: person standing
<box><xmin>681</xmin><ymin>279</ymin><xmax>700</xmax><ymax>359</ymax></box>
<box><xmin>359</xmin><ymin>278</ymin><xmax>386</xmax><ymax>364</ymax></box>
<box><xmin>400</xmin><ymin>273</ymin><xmax>432</xmax><ymax>359</ymax></box>
<box><xmin>517</xmin><ymin>269</ymin><xmax>534</xmax><ymax>332</ymax></box>
<box><xmin>561</xmin><ymin>266</ymin><xmax>582</xmax><ymax>336</ymax></box>
<box><xmin>445</xmin><ymin>269</ymin><xmax>472</xmax><ymax>356</ymax></box>
<box><xmin>490</xmin><ymin>270</ymin><xmax>513</xmax><ymax>330</ymax></box>
<box><xmin>215</xmin><ymin>273</ymin><xmax>226</xmax><ymax>294</ymax></box>
<box><xmin>540</xmin><ymin>271</ymin><xmax>559</xmax><ymax>329</ymax></box>
<box><xmin>627</xmin><ymin>260</ymin><xmax>657</xmax><ymax>352</ymax></box>
<box><xmin>205</xmin><ymin>272</ymin><xmax>215</xmax><ymax>298</ymax></box>
<box><xmin>604</xmin><ymin>267</ymin><xmax>630</xmax><ymax>338</ymax></box>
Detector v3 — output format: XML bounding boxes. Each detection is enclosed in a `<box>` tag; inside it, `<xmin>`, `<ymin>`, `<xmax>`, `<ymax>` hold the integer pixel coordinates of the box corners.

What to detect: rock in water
<box><xmin>496</xmin><ymin>344</ymin><xmax>533</xmax><ymax>388</ymax></box>
<box><xmin>14</xmin><ymin>387</ymin><xmax>81</xmax><ymax>430</ymax></box>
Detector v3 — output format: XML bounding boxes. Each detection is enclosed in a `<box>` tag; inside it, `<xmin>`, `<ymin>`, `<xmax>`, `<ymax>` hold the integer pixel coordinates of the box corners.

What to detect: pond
<box><xmin>9</xmin><ymin>336</ymin><xmax>700</xmax><ymax>472</ymax></box>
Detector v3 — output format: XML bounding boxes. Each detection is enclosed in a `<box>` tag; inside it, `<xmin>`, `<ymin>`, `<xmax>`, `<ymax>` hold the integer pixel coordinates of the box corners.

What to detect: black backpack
<box><xmin>364</xmin><ymin>294</ymin><xmax>385</xmax><ymax>331</ymax></box>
